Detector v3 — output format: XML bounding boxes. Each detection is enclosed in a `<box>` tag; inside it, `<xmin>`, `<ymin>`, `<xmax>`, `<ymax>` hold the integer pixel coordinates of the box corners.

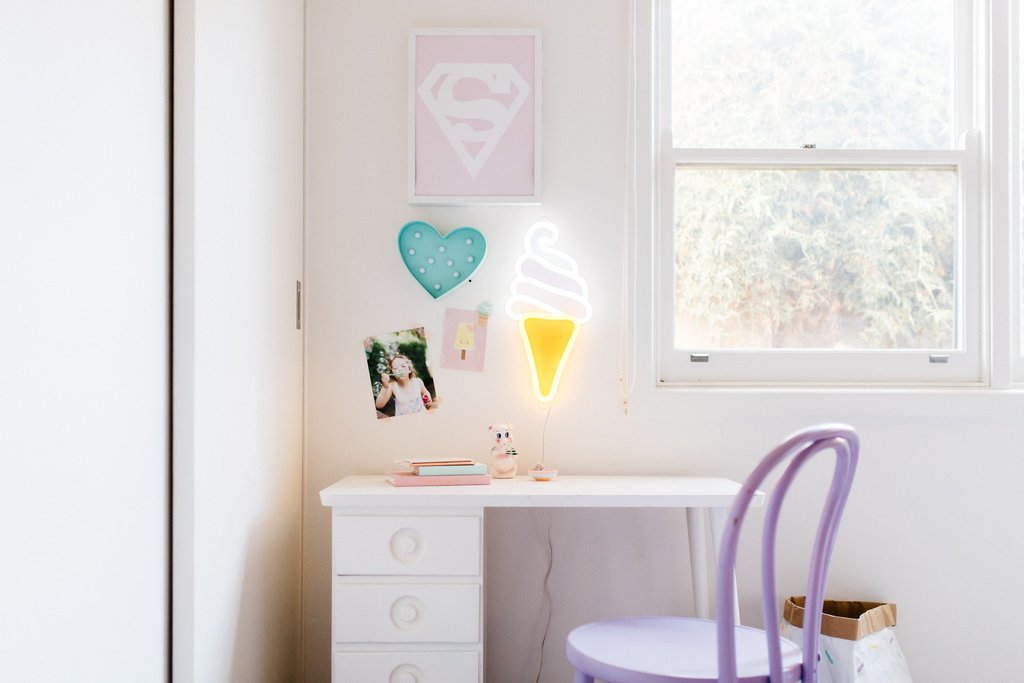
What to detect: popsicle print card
<box><xmin>441</xmin><ymin>308</ymin><xmax>490</xmax><ymax>371</ymax></box>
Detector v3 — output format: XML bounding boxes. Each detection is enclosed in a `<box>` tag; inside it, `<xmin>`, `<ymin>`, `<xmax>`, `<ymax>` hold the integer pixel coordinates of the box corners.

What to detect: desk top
<box><xmin>320</xmin><ymin>475</ymin><xmax>762</xmax><ymax>509</ymax></box>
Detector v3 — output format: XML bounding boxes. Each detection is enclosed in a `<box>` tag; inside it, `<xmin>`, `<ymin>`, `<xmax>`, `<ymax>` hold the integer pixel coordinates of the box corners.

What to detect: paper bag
<box><xmin>779</xmin><ymin>596</ymin><xmax>912</xmax><ymax>683</ymax></box>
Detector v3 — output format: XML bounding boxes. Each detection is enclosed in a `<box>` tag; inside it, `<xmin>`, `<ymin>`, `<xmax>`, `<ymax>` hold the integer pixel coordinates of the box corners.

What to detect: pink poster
<box><xmin>410</xmin><ymin>29</ymin><xmax>541</xmax><ymax>204</ymax></box>
<box><xmin>440</xmin><ymin>308</ymin><xmax>490</xmax><ymax>372</ymax></box>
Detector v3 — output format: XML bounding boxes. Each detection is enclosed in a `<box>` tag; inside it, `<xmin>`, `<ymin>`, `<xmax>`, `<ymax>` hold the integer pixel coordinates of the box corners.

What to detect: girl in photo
<box><xmin>375</xmin><ymin>354</ymin><xmax>434</xmax><ymax>416</ymax></box>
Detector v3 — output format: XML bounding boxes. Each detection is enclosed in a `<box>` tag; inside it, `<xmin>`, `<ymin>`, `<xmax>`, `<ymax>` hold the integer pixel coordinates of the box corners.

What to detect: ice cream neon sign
<box><xmin>506</xmin><ymin>221</ymin><xmax>591</xmax><ymax>402</ymax></box>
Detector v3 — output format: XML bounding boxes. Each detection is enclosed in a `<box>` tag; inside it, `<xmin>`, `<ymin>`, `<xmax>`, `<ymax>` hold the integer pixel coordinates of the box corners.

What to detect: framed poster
<box><xmin>409</xmin><ymin>29</ymin><xmax>541</xmax><ymax>205</ymax></box>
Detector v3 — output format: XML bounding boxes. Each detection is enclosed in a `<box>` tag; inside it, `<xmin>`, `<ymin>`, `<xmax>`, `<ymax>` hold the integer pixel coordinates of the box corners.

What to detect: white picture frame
<box><xmin>409</xmin><ymin>28</ymin><xmax>541</xmax><ymax>205</ymax></box>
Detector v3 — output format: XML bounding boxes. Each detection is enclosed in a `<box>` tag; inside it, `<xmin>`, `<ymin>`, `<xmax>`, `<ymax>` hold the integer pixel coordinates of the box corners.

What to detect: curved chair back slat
<box><xmin>715</xmin><ymin>424</ymin><xmax>859</xmax><ymax>683</ymax></box>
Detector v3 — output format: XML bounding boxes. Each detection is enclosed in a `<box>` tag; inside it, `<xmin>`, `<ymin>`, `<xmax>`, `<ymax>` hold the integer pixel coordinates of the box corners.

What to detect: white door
<box><xmin>0</xmin><ymin>2</ymin><xmax>170</xmax><ymax>680</ymax></box>
<box><xmin>172</xmin><ymin>1</ymin><xmax>305</xmax><ymax>680</ymax></box>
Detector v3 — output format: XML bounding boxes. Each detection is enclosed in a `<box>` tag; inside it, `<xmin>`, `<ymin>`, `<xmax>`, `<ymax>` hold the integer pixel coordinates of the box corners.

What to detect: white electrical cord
<box><xmin>620</xmin><ymin>0</ymin><xmax>639</xmax><ymax>415</ymax></box>
<box><xmin>533</xmin><ymin>508</ymin><xmax>554</xmax><ymax>683</ymax></box>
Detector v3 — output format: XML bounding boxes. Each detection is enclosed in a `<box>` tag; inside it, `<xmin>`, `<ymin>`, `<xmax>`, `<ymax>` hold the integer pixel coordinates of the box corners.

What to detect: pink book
<box><xmin>385</xmin><ymin>471</ymin><xmax>491</xmax><ymax>487</ymax></box>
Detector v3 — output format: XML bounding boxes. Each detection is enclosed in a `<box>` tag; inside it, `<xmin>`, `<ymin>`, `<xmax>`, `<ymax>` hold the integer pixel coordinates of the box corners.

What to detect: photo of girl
<box><xmin>364</xmin><ymin>327</ymin><xmax>439</xmax><ymax>420</ymax></box>
<box><xmin>376</xmin><ymin>353</ymin><xmax>434</xmax><ymax>416</ymax></box>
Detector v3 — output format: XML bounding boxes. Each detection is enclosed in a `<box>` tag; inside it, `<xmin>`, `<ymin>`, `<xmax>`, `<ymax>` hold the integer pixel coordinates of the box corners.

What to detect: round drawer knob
<box><xmin>389</xmin><ymin>527</ymin><xmax>424</xmax><ymax>564</ymax></box>
<box><xmin>390</xmin><ymin>595</ymin><xmax>425</xmax><ymax>631</ymax></box>
<box><xmin>389</xmin><ymin>663</ymin><xmax>424</xmax><ymax>683</ymax></box>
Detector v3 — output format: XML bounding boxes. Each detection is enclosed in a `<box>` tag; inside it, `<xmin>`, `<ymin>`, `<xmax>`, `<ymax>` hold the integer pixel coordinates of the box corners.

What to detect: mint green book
<box><xmin>414</xmin><ymin>463</ymin><xmax>488</xmax><ymax>476</ymax></box>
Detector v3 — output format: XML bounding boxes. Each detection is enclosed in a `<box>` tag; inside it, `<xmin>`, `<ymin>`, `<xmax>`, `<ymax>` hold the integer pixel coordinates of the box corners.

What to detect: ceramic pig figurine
<box><xmin>488</xmin><ymin>423</ymin><xmax>519</xmax><ymax>479</ymax></box>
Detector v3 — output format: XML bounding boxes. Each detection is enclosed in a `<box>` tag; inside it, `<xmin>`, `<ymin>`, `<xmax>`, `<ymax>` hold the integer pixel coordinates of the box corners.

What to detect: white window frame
<box><xmin>1006</xmin><ymin>0</ymin><xmax>1024</xmax><ymax>383</ymax></box>
<box><xmin>645</xmin><ymin>0</ymin><xmax>989</xmax><ymax>387</ymax></box>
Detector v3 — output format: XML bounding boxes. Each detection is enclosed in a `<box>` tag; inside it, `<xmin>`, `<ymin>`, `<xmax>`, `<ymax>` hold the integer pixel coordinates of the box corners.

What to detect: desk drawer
<box><xmin>333</xmin><ymin>651</ymin><xmax>478</xmax><ymax>683</ymax></box>
<box><xmin>333</xmin><ymin>515</ymin><xmax>480</xmax><ymax>576</ymax></box>
<box><xmin>333</xmin><ymin>583</ymin><xmax>480</xmax><ymax>643</ymax></box>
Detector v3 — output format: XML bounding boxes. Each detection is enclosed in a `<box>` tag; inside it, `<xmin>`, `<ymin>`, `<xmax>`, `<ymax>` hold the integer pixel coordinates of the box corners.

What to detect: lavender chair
<box><xmin>566</xmin><ymin>424</ymin><xmax>859</xmax><ymax>683</ymax></box>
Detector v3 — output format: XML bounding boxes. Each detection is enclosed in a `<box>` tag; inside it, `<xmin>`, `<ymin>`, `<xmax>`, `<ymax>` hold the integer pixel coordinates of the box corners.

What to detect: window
<box><xmin>650</xmin><ymin>0</ymin><xmax>991</xmax><ymax>385</ymax></box>
<box><xmin>1016</xmin><ymin>0</ymin><xmax>1024</xmax><ymax>381</ymax></box>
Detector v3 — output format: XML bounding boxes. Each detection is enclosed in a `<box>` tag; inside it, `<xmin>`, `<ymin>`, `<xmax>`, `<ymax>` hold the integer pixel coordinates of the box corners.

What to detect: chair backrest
<box><xmin>715</xmin><ymin>424</ymin><xmax>859</xmax><ymax>683</ymax></box>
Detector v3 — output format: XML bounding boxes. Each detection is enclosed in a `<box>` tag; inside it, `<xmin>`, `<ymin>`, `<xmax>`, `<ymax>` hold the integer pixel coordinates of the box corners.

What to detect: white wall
<box><xmin>173</xmin><ymin>0</ymin><xmax>305</xmax><ymax>680</ymax></box>
<box><xmin>0</xmin><ymin>2</ymin><xmax>169</xmax><ymax>680</ymax></box>
<box><xmin>304</xmin><ymin>2</ymin><xmax>1024</xmax><ymax>682</ymax></box>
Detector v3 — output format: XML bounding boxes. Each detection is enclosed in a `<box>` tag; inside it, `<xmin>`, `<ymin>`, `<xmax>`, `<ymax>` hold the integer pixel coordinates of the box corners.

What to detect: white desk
<box><xmin>320</xmin><ymin>475</ymin><xmax>761</xmax><ymax>683</ymax></box>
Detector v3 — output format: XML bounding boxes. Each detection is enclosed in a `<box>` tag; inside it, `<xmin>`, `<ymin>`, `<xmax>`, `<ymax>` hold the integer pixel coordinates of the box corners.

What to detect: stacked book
<box><xmin>386</xmin><ymin>459</ymin><xmax>492</xmax><ymax>487</ymax></box>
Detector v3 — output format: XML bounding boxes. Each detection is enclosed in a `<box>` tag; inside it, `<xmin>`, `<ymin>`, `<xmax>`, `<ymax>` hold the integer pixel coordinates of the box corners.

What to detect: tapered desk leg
<box><xmin>708</xmin><ymin>506</ymin><xmax>741</xmax><ymax>625</ymax></box>
<box><xmin>685</xmin><ymin>507</ymin><xmax>710</xmax><ymax>618</ymax></box>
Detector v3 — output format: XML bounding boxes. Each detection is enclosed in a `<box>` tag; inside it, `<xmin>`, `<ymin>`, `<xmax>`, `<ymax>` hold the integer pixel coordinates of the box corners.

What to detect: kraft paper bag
<box><xmin>779</xmin><ymin>596</ymin><xmax>912</xmax><ymax>683</ymax></box>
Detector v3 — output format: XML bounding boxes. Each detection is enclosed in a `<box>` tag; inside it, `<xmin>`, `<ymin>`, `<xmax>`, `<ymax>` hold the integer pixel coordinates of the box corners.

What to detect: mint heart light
<box><xmin>398</xmin><ymin>221</ymin><xmax>487</xmax><ymax>299</ymax></box>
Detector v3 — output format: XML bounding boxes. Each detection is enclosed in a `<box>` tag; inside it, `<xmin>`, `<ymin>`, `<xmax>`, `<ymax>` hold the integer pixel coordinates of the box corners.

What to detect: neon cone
<box><xmin>518</xmin><ymin>317</ymin><xmax>579</xmax><ymax>402</ymax></box>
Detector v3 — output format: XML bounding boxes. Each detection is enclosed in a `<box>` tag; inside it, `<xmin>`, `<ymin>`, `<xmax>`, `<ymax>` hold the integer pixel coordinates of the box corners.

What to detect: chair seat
<box><xmin>566</xmin><ymin>616</ymin><xmax>803</xmax><ymax>683</ymax></box>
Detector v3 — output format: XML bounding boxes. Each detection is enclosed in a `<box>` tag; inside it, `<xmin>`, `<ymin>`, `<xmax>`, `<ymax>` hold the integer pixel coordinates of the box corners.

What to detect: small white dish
<box><xmin>528</xmin><ymin>464</ymin><xmax>559</xmax><ymax>481</ymax></box>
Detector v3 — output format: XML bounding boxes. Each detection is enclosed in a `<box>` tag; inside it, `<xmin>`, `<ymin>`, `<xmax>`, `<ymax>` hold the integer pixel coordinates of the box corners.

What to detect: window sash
<box><xmin>653</xmin><ymin>0</ymin><xmax>985</xmax><ymax>386</ymax></box>
<box><xmin>1010</xmin><ymin>0</ymin><xmax>1024</xmax><ymax>383</ymax></box>
<box><xmin>657</xmin><ymin>141</ymin><xmax>983</xmax><ymax>386</ymax></box>
<box><xmin>674</xmin><ymin>148</ymin><xmax>971</xmax><ymax>168</ymax></box>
